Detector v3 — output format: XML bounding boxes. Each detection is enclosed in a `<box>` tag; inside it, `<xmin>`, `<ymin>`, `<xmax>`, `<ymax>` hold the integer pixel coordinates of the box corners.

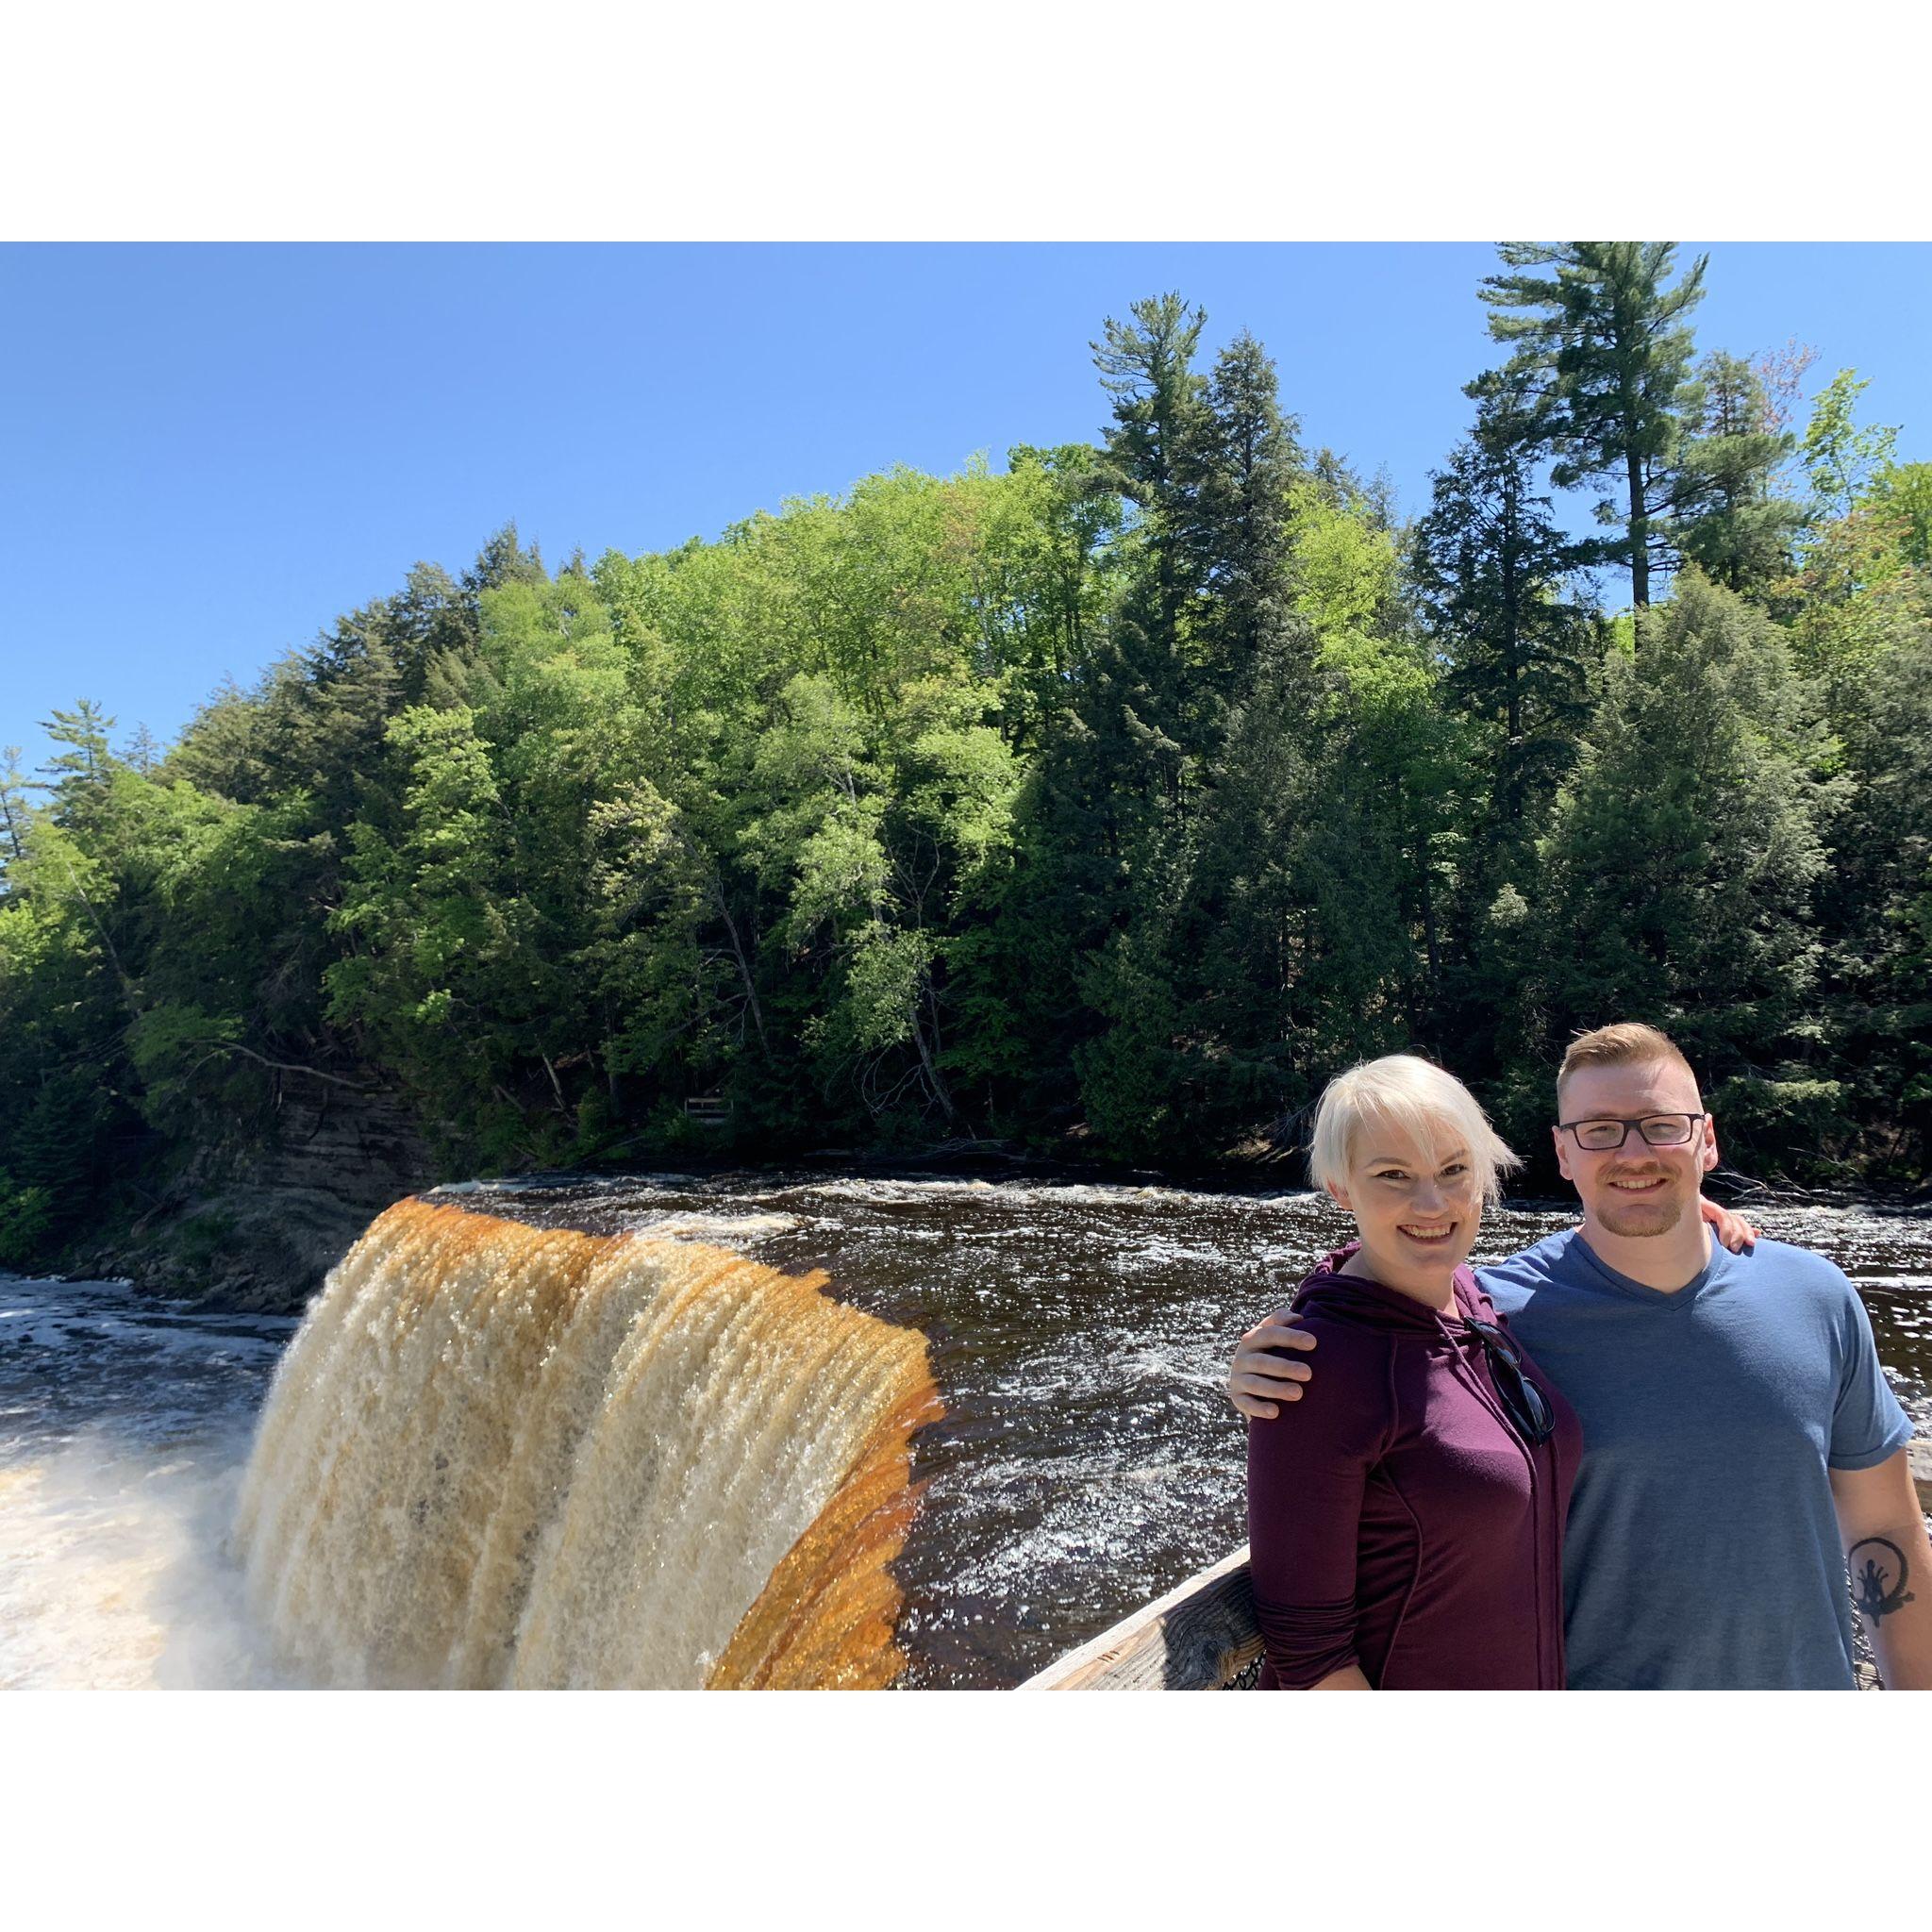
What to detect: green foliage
<box><xmin>1413</xmin><ymin>370</ymin><xmax>1597</xmax><ymax>856</ymax></box>
<box><xmin>1802</xmin><ymin>370</ymin><xmax>1900</xmax><ymax>524</ymax></box>
<box><xmin>1810</xmin><ymin>609</ymin><xmax>1932</xmax><ymax>1176</ymax></box>
<box><xmin>1866</xmin><ymin>460</ymin><xmax>1932</xmax><ymax>571</ymax></box>
<box><xmin>1525</xmin><ymin>572</ymin><xmax>1848</xmax><ymax>1153</ymax></box>
<box><xmin>0</xmin><ymin>1174</ymin><xmax>56</xmax><ymax>1268</ymax></box>
<box><xmin>3</xmin><ymin>280</ymin><xmax>1927</xmax><ymax>1241</ymax></box>
<box><xmin>1674</xmin><ymin>351</ymin><xmax>1805</xmax><ymax>597</ymax></box>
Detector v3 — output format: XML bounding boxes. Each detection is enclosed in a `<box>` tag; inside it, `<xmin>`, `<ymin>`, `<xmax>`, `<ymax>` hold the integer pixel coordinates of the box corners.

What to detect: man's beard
<box><xmin>1594</xmin><ymin>1175</ymin><xmax>1686</xmax><ymax>1238</ymax></box>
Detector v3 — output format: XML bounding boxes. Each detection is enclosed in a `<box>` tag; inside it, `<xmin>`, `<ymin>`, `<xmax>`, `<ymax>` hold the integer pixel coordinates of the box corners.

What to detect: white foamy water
<box><xmin>0</xmin><ymin>1275</ymin><xmax>299</xmax><ymax>1690</ymax></box>
<box><xmin>0</xmin><ymin>1435</ymin><xmax>291</xmax><ymax>1689</ymax></box>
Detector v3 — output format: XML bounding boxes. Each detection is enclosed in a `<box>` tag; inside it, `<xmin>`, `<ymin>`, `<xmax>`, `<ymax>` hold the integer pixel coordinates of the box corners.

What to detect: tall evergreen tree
<box><xmin>1037</xmin><ymin>294</ymin><xmax>1219</xmax><ymax>847</ymax></box>
<box><xmin>461</xmin><ymin>521</ymin><xmax>548</xmax><ymax>600</ymax></box>
<box><xmin>1413</xmin><ymin>368</ymin><xmax>1597</xmax><ymax>857</ymax></box>
<box><xmin>121</xmin><ymin>724</ymin><xmax>164</xmax><ymax>778</ymax></box>
<box><xmin>35</xmin><ymin>701</ymin><xmax>117</xmax><ymax>805</ymax></box>
<box><xmin>1072</xmin><ymin>333</ymin><xmax>1316</xmax><ymax>1154</ymax></box>
<box><xmin>1091</xmin><ymin>293</ymin><xmax>1213</xmax><ymax>650</ymax></box>
<box><xmin>0</xmin><ymin>746</ymin><xmax>31</xmax><ymax>877</ymax></box>
<box><xmin>1481</xmin><ymin>242</ymin><xmax>1708</xmax><ymax>608</ymax></box>
<box><xmin>1015</xmin><ymin>298</ymin><xmax>1228</xmax><ymax>1142</ymax></box>
<box><xmin>1674</xmin><ymin>350</ymin><xmax>1804</xmax><ymax>597</ymax></box>
<box><xmin>1524</xmin><ymin>570</ymin><xmax>1846</xmax><ymax>1158</ymax></box>
<box><xmin>1195</xmin><ymin>328</ymin><xmax>1304</xmax><ymax>689</ymax></box>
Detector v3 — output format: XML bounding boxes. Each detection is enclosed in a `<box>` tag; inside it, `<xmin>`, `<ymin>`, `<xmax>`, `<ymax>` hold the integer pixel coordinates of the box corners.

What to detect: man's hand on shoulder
<box><xmin>1227</xmin><ymin>1311</ymin><xmax>1317</xmax><ymax>1420</ymax></box>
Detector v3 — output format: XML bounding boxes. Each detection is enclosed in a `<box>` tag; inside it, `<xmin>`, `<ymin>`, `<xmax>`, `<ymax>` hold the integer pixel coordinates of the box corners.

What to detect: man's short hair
<box><xmin>1310</xmin><ymin>1053</ymin><xmax>1521</xmax><ymax>1206</ymax></box>
<box><xmin>1557</xmin><ymin>1023</ymin><xmax>1698</xmax><ymax>1104</ymax></box>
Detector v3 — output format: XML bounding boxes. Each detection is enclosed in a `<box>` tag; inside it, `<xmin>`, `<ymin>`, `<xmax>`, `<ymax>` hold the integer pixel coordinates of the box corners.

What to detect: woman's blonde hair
<box><xmin>1308</xmin><ymin>1054</ymin><xmax>1521</xmax><ymax>1207</ymax></box>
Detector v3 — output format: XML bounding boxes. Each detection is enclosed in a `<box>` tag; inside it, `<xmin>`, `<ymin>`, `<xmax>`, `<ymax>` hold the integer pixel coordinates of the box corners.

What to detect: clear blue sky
<box><xmin>4</xmin><ymin>243</ymin><xmax>1928</xmax><ymax>770</ymax></box>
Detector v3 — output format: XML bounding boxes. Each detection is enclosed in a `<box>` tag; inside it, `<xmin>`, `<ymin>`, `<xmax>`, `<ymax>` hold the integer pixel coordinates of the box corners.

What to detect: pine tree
<box><xmin>1001</xmin><ymin>299</ymin><xmax>1220</xmax><ymax>1146</ymax></box>
<box><xmin>121</xmin><ymin>723</ymin><xmax>163</xmax><ymax>778</ymax></box>
<box><xmin>1481</xmin><ymin>242</ymin><xmax>1708</xmax><ymax>608</ymax></box>
<box><xmin>1528</xmin><ymin>570</ymin><xmax>1847</xmax><ymax>1157</ymax></box>
<box><xmin>461</xmin><ymin>522</ymin><xmax>548</xmax><ymax>602</ymax></box>
<box><xmin>34</xmin><ymin>701</ymin><xmax>120</xmax><ymax>831</ymax></box>
<box><xmin>1195</xmin><ymin>328</ymin><xmax>1304</xmax><ymax>691</ymax></box>
<box><xmin>1674</xmin><ymin>350</ymin><xmax>1804</xmax><ymax>597</ymax></box>
<box><xmin>1413</xmin><ymin>368</ymin><xmax>1597</xmax><ymax>856</ymax></box>
<box><xmin>1091</xmin><ymin>293</ymin><xmax>1213</xmax><ymax>652</ymax></box>
<box><xmin>0</xmin><ymin>745</ymin><xmax>32</xmax><ymax>877</ymax></box>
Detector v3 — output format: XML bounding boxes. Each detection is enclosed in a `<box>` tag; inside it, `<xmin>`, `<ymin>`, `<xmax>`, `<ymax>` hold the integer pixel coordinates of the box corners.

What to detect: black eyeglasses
<box><xmin>1463</xmin><ymin>1317</ymin><xmax>1556</xmax><ymax>1447</ymax></box>
<box><xmin>1556</xmin><ymin>1111</ymin><xmax>1707</xmax><ymax>1151</ymax></box>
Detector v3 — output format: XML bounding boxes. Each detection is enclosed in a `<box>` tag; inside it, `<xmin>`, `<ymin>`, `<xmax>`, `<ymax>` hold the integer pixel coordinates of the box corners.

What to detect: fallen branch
<box><xmin>189</xmin><ymin>1041</ymin><xmax>375</xmax><ymax>1091</ymax></box>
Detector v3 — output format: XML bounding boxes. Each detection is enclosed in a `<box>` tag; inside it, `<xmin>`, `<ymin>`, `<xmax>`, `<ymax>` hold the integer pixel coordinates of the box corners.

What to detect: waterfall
<box><xmin>231</xmin><ymin>1197</ymin><xmax>941</xmax><ymax>1688</ymax></box>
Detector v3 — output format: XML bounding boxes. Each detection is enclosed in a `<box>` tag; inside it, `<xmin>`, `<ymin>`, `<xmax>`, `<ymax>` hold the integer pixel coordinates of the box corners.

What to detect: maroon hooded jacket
<box><xmin>1247</xmin><ymin>1241</ymin><xmax>1582</xmax><ymax>1690</ymax></box>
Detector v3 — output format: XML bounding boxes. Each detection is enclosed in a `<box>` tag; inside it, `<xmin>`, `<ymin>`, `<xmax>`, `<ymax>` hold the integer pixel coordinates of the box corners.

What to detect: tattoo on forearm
<box><xmin>1848</xmin><ymin>1537</ymin><xmax>1916</xmax><ymax>1624</ymax></box>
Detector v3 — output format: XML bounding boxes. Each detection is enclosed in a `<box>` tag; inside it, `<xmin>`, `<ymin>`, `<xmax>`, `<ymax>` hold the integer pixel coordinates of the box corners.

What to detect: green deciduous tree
<box><xmin>1865</xmin><ymin>460</ymin><xmax>1932</xmax><ymax>572</ymax></box>
<box><xmin>1802</xmin><ymin>369</ymin><xmax>1900</xmax><ymax>524</ymax></box>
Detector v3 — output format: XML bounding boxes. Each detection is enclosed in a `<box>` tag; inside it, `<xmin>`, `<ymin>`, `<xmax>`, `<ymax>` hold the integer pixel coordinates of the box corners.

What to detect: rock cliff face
<box><xmin>67</xmin><ymin>1089</ymin><xmax>436</xmax><ymax>1314</ymax></box>
<box><xmin>251</xmin><ymin>1088</ymin><xmax>434</xmax><ymax>1210</ymax></box>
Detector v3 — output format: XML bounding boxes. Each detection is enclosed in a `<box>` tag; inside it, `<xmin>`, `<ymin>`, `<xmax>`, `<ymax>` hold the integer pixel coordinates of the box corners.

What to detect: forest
<box><xmin>4</xmin><ymin>242</ymin><xmax>1929</xmax><ymax>1272</ymax></box>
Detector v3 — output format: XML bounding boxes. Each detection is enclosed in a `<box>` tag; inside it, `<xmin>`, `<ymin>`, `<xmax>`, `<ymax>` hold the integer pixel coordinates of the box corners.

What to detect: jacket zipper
<box><xmin>1449</xmin><ymin>1313</ymin><xmax>1555</xmax><ymax>1687</ymax></box>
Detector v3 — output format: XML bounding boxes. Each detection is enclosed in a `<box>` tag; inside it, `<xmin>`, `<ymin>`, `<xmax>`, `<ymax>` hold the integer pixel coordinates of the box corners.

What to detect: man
<box><xmin>1227</xmin><ymin>1023</ymin><xmax>1930</xmax><ymax>1690</ymax></box>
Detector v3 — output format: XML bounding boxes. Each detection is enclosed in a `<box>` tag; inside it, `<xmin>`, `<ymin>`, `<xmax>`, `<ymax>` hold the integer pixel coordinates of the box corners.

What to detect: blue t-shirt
<box><xmin>1475</xmin><ymin>1229</ymin><xmax>1913</xmax><ymax>1690</ymax></box>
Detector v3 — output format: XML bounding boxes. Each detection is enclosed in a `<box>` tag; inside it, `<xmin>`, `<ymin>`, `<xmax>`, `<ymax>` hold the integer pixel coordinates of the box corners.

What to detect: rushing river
<box><xmin>3</xmin><ymin>1173</ymin><xmax>1928</xmax><ymax>1690</ymax></box>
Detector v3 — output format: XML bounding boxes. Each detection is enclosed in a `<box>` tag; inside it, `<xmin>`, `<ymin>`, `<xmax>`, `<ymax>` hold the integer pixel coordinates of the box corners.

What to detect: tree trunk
<box><xmin>911</xmin><ymin>977</ymin><xmax>956</xmax><ymax>1123</ymax></box>
<box><xmin>1626</xmin><ymin>446</ymin><xmax>1650</xmax><ymax>608</ymax></box>
<box><xmin>711</xmin><ymin>883</ymin><xmax>771</xmax><ymax>1058</ymax></box>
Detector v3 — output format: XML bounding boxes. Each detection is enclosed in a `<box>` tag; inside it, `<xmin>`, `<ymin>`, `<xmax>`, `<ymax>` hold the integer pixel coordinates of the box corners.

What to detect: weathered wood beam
<box><xmin>1019</xmin><ymin>1544</ymin><xmax>1262</xmax><ymax>1690</ymax></box>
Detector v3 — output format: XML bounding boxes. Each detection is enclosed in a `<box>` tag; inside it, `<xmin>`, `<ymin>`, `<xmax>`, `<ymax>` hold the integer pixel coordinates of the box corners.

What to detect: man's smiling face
<box><xmin>1553</xmin><ymin>1058</ymin><xmax>1719</xmax><ymax>1239</ymax></box>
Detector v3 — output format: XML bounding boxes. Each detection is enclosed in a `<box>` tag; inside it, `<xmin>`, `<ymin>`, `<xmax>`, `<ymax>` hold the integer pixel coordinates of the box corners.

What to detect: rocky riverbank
<box><xmin>58</xmin><ymin>1090</ymin><xmax>433</xmax><ymax>1313</ymax></box>
<box><xmin>39</xmin><ymin>1105</ymin><xmax>1932</xmax><ymax>1319</ymax></box>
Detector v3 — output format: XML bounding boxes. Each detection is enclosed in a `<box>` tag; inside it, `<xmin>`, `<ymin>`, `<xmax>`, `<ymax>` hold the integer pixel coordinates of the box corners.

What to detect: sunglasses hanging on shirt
<box><xmin>1462</xmin><ymin>1316</ymin><xmax>1557</xmax><ymax>1447</ymax></box>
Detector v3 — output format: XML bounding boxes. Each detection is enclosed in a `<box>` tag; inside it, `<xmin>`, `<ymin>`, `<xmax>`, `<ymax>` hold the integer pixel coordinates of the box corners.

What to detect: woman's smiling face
<box><xmin>1327</xmin><ymin>1114</ymin><xmax>1484</xmax><ymax>1291</ymax></box>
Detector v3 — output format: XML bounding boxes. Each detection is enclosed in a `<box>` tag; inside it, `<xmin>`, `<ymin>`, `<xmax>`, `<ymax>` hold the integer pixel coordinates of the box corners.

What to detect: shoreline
<box><xmin>30</xmin><ymin>1144</ymin><xmax>1932</xmax><ymax>1317</ymax></box>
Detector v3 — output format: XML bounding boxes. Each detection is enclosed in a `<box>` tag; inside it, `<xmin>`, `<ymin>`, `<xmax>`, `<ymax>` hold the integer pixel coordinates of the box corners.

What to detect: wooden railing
<box><xmin>1019</xmin><ymin>1545</ymin><xmax>1263</xmax><ymax>1690</ymax></box>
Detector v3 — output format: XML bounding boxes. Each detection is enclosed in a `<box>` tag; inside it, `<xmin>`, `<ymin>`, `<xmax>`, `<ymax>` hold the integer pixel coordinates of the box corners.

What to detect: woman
<box><xmin>1248</xmin><ymin>1054</ymin><xmax>1580</xmax><ymax>1689</ymax></box>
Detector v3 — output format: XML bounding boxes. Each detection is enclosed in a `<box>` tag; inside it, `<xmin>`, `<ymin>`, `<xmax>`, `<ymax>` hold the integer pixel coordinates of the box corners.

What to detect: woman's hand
<box><xmin>1700</xmin><ymin>1195</ymin><xmax>1761</xmax><ymax>1255</ymax></box>
<box><xmin>1226</xmin><ymin>1312</ymin><xmax>1317</xmax><ymax>1419</ymax></box>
